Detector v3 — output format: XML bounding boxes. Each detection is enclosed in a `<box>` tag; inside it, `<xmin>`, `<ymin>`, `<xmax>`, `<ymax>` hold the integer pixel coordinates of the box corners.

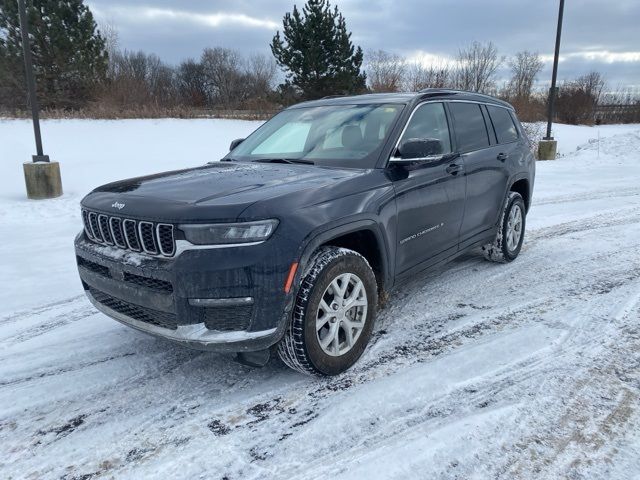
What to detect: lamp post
<box><xmin>538</xmin><ymin>0</ymin><xmax>565</xmax><ymax>160</ymax></box>
<box><xmin>18</xmin><ymin>0</ymin><xmax>63</xmax><ymax>199</ymax></box>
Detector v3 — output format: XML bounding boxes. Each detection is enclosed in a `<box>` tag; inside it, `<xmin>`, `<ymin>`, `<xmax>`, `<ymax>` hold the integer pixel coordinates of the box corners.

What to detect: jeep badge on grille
<box><xmin>111</xmin><ymin>201</ymin><xmax>125</xmax><ymax>210</ymax></box>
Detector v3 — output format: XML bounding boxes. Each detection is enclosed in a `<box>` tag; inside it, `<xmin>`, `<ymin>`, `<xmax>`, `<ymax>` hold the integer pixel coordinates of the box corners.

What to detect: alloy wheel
<box><xmin>315</xmin><ymin>273</ymin><xmax>368</xmax><ymax>356</ymax></box>
<box><xmin>506</xmin><ymin>204</ymin><xmax>523</xmax><ymax>252</ymax></box>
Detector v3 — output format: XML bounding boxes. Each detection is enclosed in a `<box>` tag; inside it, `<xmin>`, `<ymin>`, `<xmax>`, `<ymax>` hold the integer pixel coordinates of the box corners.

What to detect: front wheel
<box><xmin>277</xmin><ymin>247</ymin><xmax>378</xmax><ymax>376</ymax></box>
<box><xmin>482</xmin><ymin>191</ymin><xmax>526</xmax><ymax>263</ymax></box>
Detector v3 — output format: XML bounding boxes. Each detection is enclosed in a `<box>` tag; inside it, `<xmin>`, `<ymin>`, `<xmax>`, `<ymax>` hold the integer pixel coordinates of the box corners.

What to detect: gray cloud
<box><xmin>86</xmin><ymin>0</ymin><xmax>640</xmax><ymax>87</ymax></box>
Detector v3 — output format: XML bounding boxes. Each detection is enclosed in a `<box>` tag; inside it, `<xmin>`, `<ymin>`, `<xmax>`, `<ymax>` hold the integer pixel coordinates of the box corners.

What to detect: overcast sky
<box><xmin>86</xmin><ymin>0</ymin><xmax>640</xmax><ymax>89</ymax></box>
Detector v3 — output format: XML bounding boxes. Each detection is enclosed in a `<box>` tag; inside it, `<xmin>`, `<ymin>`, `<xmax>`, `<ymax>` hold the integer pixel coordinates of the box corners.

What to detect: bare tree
<box><xmin>98</xmin><ymin>47</ymin><xmax>279</xmax><ymax>113</ymax></box>
<box><xmin>245</xmin><ymin>53</ymin><xmax>277</xmax><ymax>97</ymax></box>
<box><xmin>576</xmin><ymin>71</ymin><xmax>605</xmax><ymax>104</ymax></box>
<box><xmin>366</xmin><ymin>49</ymin><xmax>406</xmax><ymax>92</ymax></box>
<box><xmin>145</xmin><ymin>56</ymin><xmax>178</xmax><ymax>107</ymax></box>
<box><xmin>507</xmin><ymin>51</ymin><xmax>543</xmax><ymax>100</ymax></box>
<box><xmin>454</xmin><ymin>41</ymin><xmax>503</xmax><ymax>93</ymax></box>
<box><xmin>105</xmin><ymin>51</ymin><xmax>152</xmax><ymax>107</ymax></box>
<box><xmin>555</xmin><ymin>71</ymin><xmax>606</xmax><ymax>124</ymax></box>
<box><xmin>404</xmin><ymin>61</ymin><xmax>454</xmax><ymax>91</ymax></box>
<box><xmin>201</xmin><ymin>47</ymin><xmax>244</xmax><ymax>107</ymax></box>
<box><xmin>96</xmin><ymin>19</ymin><xmax>120</xmax><ymax>83</ymax></box>
<box><xmin>103</xmin><ymin>50</ymin><xmax>179</xmax><ymax>108</ymax></box>
<box><xmin>101</xmin><ymin>20</ymin><xmax>119</xmax><ymax>60</ymax></box>
<box><xmin>177</xmin><ymin>59</ymin><xmax>207</xmax><ymax>107</ymax></box>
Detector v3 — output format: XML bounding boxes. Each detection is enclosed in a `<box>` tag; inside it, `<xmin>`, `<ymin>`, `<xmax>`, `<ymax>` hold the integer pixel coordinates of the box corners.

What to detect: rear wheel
<box><xmin>482</xmin><ymin>191</ymin><xmax>526</xmax><ymax>263</ymax></box>
<box><xmin>277</xmin><ymin>247</ymin><xmax>378</xmax><ymax>376</ymax></box>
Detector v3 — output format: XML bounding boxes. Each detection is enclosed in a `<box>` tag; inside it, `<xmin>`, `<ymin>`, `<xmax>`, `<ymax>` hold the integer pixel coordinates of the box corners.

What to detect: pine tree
<box><xmin>0</xmin><ymin>0</ymin><xmax>108</xmax><ymax>109</ymax></box>
<box><xmin>271</xmin><ymin>0</ymin><xmax>366</xmax><ymax>100</ymax></box>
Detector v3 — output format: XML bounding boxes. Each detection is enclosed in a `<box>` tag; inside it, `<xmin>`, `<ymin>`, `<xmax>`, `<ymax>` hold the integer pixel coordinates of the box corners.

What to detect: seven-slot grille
<box><xmin>82</xmin><ymin>209</ymin><xmax>175</xmax><ymax>257</ymax></box>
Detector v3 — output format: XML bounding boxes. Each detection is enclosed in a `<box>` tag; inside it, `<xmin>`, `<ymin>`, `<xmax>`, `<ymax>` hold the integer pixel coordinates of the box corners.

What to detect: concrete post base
<box><xmin>23</xmin><ymin>161</ymin><xmax>63</xmax><ymax>199</ymax></box>
<box><xmin>538</xmin><ymin>140</ymin><xmax>557</xmax><ymax>161</ymax></box>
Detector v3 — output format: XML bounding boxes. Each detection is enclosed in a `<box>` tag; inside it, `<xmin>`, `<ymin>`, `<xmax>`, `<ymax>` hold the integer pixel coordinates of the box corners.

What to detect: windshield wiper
<box><xmin>253</xmin><ymin>158</ymin><xmax>315</xmax><ymax>165</ymax></box>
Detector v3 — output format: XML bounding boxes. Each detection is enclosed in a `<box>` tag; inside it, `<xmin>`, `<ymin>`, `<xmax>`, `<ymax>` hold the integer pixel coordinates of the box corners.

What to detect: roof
<box><xmin>288</xmin><ymin>89</ymin><xmax>514</xmax><ymax>110</ymax></box>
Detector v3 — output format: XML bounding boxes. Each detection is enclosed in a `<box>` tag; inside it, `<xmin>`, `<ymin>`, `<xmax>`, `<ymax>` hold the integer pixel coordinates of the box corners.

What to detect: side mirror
<box><xmin>394</xmin><ymin>138</ymin><xmax>443</xmax><ymax>161</ymax></box>
<box><xmin>229</xmin><ymin>138</ymin><xmax>245</xmax><ymax>151</ymax></box>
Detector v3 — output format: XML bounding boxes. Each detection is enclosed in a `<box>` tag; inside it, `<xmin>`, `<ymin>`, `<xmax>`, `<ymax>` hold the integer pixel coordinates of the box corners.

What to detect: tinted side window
<box><xmin>449</xmin><ymin>103</ymin><xmax>490</xmax><ymax>152</ymax></box>
<box><xmin>487</xmin><ymin>106</ymin><xmax>519</xmax><ymax>143</ymax></box>
<box><xmin>400</xmin><ymin>103</ymin><xmax>452</xmax><ymax>154</ymax></box>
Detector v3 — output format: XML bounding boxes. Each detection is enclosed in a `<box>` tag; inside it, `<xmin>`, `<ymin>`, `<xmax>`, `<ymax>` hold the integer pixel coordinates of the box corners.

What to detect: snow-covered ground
<box><xmin>1</xmin><ymin>119</ymin><xmax>639</xmax><ymax>479</ymax></box>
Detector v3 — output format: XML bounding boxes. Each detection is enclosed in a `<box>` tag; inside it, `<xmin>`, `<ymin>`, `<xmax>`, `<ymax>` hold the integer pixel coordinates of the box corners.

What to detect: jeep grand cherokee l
<box><xmin>75</xmin><ymin>89</ymin><xmax>535</xmax><ymax>376</ymax></box>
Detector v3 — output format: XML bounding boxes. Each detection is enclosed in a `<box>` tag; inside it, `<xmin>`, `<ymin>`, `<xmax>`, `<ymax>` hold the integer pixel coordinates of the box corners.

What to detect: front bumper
<box><xmin>75</xmin><ymin>232</ymin><xmax>295</xmax><ymax>352</ymax></box>
<box><xmin>86</xmin><ymin>289</ymin><xmax>277</xmax><ymax>350</ymax></box>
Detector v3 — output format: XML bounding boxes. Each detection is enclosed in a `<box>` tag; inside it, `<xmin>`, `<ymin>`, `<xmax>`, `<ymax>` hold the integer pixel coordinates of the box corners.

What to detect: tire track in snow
<box><xmin>491</xmin><ymin>289</ymin><xmax>640</xmax><ymax>479</ymax></box>
<box><xmin>0</xmin><ymin>295</ymin><xmax>85</xmax><ymax>326</ymax></box>
<box><xmin>534</xmin><ymin>187</ymin><xmax>640</xmax><ymax>206</ymax></box>
<box><xmin>0</xmin><ymin>302</ymin><xmax>96</xmax><ymax>347</ymax></box>
<box><xmin>0</xmin><ymin>351</ymin><xmax>137</xmax><ymax>388</ymax></box>
<box><xmin>233</xmin><ymin>265</ymin><xmax>640</xmax><ymax>480</ymax></box>
<box><xmin>190</xmin><ymin>289</ymin><xmax>623</xmax><ymax>478</ymax></box>
<box><xmin>528</xmin><ymin>208</ymin><xmax>640</xmax><ymax>244</ymax></box>
<box><xmin>172</xmin><ymin>220</ymin><xmax>640</xmax><ymax>480</ymax></box>
<box><xmin>8</xmin><ymin>240</ymin><xmax>638</xmax><ymax>480</ymax></box>
<box><xmin>23</xmin><ymin>292</ymin><xmax>555</xmax><ymax>479</ymax></box>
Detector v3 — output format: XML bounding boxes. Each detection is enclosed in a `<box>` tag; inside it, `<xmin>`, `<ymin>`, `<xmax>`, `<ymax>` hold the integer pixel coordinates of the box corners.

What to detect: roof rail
<box><xmin>321</xmin><ymin>94</ymin><xmax>346</xmax><ymax>99</ymax></box>
<box><xmin>419</xmin><ymin>87</ymin><xmax>490</xmax><ymax>97</ymax></box>
<box><xmin>417</xmin><ymin>88</ymin><xmax>513</xmax><ymax>109</ymax></box>
<box><xmin>418</xmin><ymin>88</ymin><xmax>457</xmax><ymax>94</ymax></box>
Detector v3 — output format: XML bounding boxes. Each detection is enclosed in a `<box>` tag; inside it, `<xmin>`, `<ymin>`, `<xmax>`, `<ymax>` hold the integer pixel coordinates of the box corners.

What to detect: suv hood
<box><xmin>81</xmin><ymin>162</ymin><xmax>363</xmax><ymax>222</ymax></box>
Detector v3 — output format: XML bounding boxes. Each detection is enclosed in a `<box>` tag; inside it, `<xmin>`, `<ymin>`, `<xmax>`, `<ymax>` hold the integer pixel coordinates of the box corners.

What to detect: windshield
<box><xmin>227</xmin><ymin>104</ymin><xmax>404</xmax><ymax>168</ymax></box>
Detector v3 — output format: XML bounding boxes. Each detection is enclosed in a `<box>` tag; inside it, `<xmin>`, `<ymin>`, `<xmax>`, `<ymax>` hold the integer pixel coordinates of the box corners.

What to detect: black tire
<box><xmin>277</xmin><ymin>247</ymin><xmax>378</xmax><ymax>376</ymax></box>
<box><xmin>482</xmin><ymin>191</ymin><xmax>526</xmax><ymax>263</ymax></box>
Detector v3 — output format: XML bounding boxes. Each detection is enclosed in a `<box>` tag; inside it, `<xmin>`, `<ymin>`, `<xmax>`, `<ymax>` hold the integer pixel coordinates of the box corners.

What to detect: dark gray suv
<box><xmin>75</xmin><ymin>89</ymin><xmax>535</xmax><ymax>376</ymax></box>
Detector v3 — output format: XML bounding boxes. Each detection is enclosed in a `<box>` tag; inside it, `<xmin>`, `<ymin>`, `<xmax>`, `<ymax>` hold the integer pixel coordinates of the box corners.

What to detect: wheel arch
<box><xmin>297</xmin><ymin>219</ymin><xmax>392</xmax><ymax>293</ymax></box>
<box><xmin>507</xmin><ymin>175</ymin><xmax>531</xmax><ymax>213</ymax></box>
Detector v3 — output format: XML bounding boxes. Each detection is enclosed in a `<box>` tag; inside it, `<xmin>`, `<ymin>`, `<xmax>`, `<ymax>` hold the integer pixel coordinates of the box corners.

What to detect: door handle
<box><xmin>497</xmin><ymin>152</ymin><xmax>508</xmax><ymax>162</ymax></box>
<box><xmin>446</xmin><ymin>163</ymin><xmax>463</xmax><ymax>175</ymax></box>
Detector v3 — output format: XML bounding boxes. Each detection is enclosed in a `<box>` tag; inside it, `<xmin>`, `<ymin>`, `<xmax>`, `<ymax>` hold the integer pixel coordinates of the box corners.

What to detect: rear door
<box><xmin>486</xmin><ymin>104</ymin><xmax>525</xmax><ymax>176</ymax></box>
<box><xmin>391</xmin><ymin>102</ymin><xmax>466</xmax><ymax>277</ymax></box>
<box><xmin>449</xmin><ymin>102</ymin><xmax>509</xmax><ymax>245</ymax></box>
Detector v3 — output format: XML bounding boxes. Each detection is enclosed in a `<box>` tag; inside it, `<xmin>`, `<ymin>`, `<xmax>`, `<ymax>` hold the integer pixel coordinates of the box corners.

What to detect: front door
<box><xmin>391</xmin><ymin>102</ymin><xmax>466</xmax><ymax>277</ymax></box>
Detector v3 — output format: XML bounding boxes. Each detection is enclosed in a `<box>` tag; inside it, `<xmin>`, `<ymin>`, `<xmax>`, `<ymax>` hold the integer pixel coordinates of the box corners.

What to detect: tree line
<box><xmin>98</xmin><ymin>47</ymin><xmax>279</xmax><ymax>114</ymax></box>
<box><xmin>367</xmin><ymin>46</ymin><xmax>639</xmax><ymax>124</ymax></box>
<box><xmin>1</xmin><ymin>0</ymin><xmax>637</xmax><ymax>123</ymax></box>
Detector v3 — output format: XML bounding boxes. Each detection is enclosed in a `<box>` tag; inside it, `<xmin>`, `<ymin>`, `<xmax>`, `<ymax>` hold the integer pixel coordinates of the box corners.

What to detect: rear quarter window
<box><xmin>449</xmin><ymin>103</ymin><xmax>490</xmax><ymax>152</ymax></box>
<box><xmin>487</xmin><ymin>106</ymin><xmax>519</xmax><ymax>144</ymax></box>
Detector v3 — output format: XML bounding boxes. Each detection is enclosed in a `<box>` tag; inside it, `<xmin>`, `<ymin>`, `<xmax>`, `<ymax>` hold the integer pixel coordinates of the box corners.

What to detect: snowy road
<box><xmin>1</xmin><ymin>120</ymin><xmax>639</xmax><ymax>479</ymax></box>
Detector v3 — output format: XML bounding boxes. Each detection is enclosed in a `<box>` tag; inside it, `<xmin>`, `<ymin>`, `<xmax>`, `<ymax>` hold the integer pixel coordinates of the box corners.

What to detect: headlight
<box><xmin>179</xmin><ymin>219</ymin><xmax>279</xmax><ymax>245</ymax></box>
